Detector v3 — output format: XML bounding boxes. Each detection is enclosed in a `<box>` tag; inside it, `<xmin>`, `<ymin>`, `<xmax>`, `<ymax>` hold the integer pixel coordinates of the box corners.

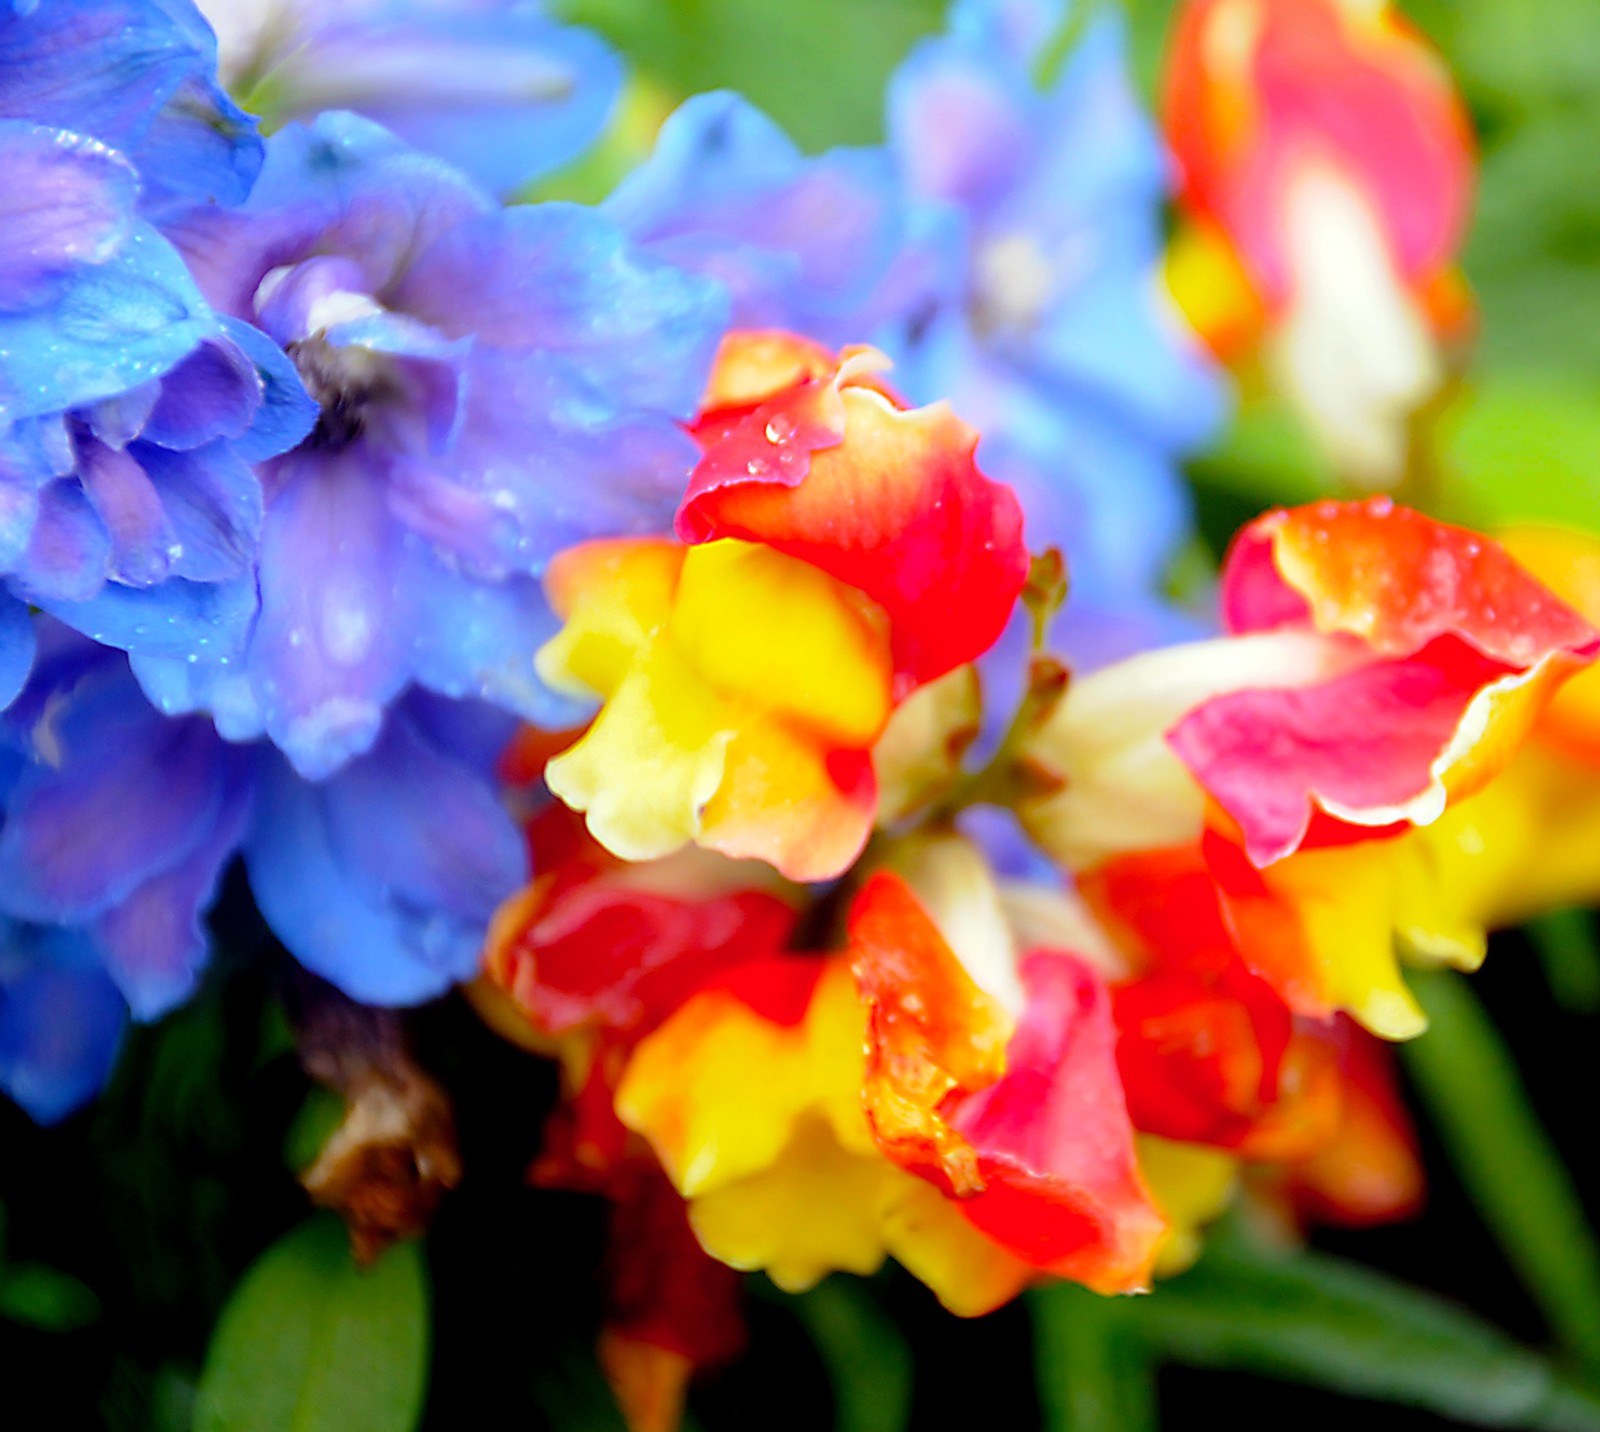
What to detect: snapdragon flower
<box><xmin>1163</xmin><ymin>0</ymin><xmax>1474</xmax><ymax>485</ymax></box>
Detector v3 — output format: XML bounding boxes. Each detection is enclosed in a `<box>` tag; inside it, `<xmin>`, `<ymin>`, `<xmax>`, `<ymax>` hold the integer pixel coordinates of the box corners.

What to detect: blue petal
<box><xmin>247</xmin><ymin>449</ymin><xmax>410</xmax><ymax>779</ymax></box>
<box><xmin>245</xmin><ymin>709</ymin><xmax>527</xmax><ymax>1006</ymax></box>
<box><xmin>0</xmin><ymin>920</ymin><xmax>125</xmax><ymax>1124</ymax></box>
<box><xmin>0</xmin><ymin>0</ymin><xmax>261</xmax><ymax>213</ymax></box>
<box><xmin>45</xmin><ymin>568</ymin><xmax>257</xmax><ymax>670</ymax></box>
<box><xmin>0</xmin><ymin>121</ymin><xmax>137</xmax><ymax>310</ymax></box>
<box><xmin>0</xmin><ymin>592</ymin><xmax>33</xmax><ymax>708</ymax></box>
<box><xmin>401</xmin><ymin>537</ymin><xmax>594</xmax><ymax>728</ymax></box>
<box><xmin>219</xmin><ymin>317</ymin><xmax>319</xmax><ymax>463</ymax></box>
<box><xmin>0</xmin><ymin>218</ymin><xmax>217</xmax><ymax>426</ymax></box>
<box><xmin>260</xmin><ymin>4</ymin><xmax>622</xmax><ymax>194</ymax></box>
<box><xmin>394</xmin><ymin>200</ymin><xmax>728</xmax><ymax>418</ymax></box>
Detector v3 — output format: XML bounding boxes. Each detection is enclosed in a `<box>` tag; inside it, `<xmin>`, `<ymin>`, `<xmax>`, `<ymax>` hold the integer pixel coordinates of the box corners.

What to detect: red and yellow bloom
<box><xmin>537</xmin><ymin>333</ymin><xmax>1029</xmax><ymax>883</ymax></box>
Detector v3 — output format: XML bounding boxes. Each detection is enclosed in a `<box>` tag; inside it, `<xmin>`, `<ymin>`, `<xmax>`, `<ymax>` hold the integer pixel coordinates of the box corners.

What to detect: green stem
<box><xmin>1403</xmin><ymin>969</ymin><xmax>1600</xmax><ymax>1372</ymax></box>
<box><xmin>1031</xmin><ymin>1284</ymin><xmax>1157</xmax><ymax>1432</ymax></box>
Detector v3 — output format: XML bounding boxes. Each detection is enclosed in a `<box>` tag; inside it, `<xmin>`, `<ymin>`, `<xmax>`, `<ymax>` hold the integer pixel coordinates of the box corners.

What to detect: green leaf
<box><xmin>193</xmin><ymin>1216</ymin><xmax>429</xmax><ymax>1432</ymax></box>
<box><xmin>790</xmin><ymin>1278</ymin><xmax>913</xmax><ymax>1432</ymax></box>
<box><xmin>1403</xmin><ymin>971</ymin><xmax>1600</xmax><ymax>1373</ymax></box>
<box><xmin>0</xmin><ymin>1262</ymin><xmax>101</xmax><ymax>1331</ymax></box>
<box><xmin>1526</xmin><ymin>910</ymin><xmax>1600</xmax><ymax>1015</ymax></box>
<box><xmin>1133</xmin><ymin>1238</ymin><xmax>1600</xmax><ymax>1429</ymax></box>
<box><xmin>1031</xmin><ymin>1282</ymin><xmax>1156</xmax><ymax>1432</ymax></box>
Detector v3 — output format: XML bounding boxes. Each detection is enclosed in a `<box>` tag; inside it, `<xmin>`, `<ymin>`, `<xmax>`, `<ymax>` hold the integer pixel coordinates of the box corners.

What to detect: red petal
<box><xmin>1222</xmin><ymin>500</ymin><xmax>1599</xmax><ymax>665</ymax></box>
<box><xmin>849</xmin><ymin>872</ymin><xmax>1012</xmax><ymax>1198</ymax></box>
<box><xmin>680</xmin><ymin>344</ymin><xmax>1028</xmax><ymax>690</ymax></box>
<box><xmin>949</xmin><ymin>954</ymin><xmax>1167</xmax><ymax>1295</ymax></box>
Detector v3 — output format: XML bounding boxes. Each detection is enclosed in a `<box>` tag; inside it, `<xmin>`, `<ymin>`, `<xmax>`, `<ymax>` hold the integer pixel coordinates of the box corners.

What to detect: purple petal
<box><xmin>258</xmin><ymin>8</ymin><xmax>621</xmax><ymax>194</ymax></box>
<box><xmin>393</xmin><ymin>201</ymin><xmax>725</xmax><ymax>417</ymax></box>
<box><xmin>141</xmin><ymin>334</ymin><xmax>262</xmax><ymax>450</ymax></box>
<box><xmin>249</xmin><ymin>449</ymin><xmax>410</xmax><ymax>778</ymax></box>
<box><xmin>141</xmin><ymin>440</ymin><xmax>264</xmax><ymax>584</ymax></box>
<box><xmin>77</xmin><ymin>435</ymin><xmax>180</xmax><ymax>586</ymax></box>
<box><xmin>0</xmin><ymin>122</ymin><xmax>137</xmax><ymax>310</ymax></box>
<box><xmin>93</xmin><ymin>750</ymin><xmax>253</xmax><ymax>1021</ymax></box>
<box><xmin>11</xmin><ymin>479</ymin><xmax>112</xmax><ymax>602</ymax></box>
<box><xmin>0</xmin><ymin>669</ymin><xmax>230</xmax><ymax>925</ymax></box>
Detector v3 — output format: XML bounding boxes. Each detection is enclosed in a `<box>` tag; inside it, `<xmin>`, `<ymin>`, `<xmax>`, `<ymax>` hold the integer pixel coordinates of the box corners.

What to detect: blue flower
<box><xmin>0</xmin><ymin>629</ymin><xmax>530</xmax><ymax>1122</ymax></box>
<box><xmin>0</xmin><ymin>0</ymin><xmax>263</xmax><ymax>216</ymax></box>
<box><xmin>0</xmin><ymin>917</ymin><xmax>125</xmax><ymax>1125</ymax></box>
<box><xmin>1</xmin><ymin>5</ymin><xmax>310</xmax><ymax>705</ymax></box>
<box><xmin>881</xmin><ymin>1</ymin><xmax>1228</xmax><ymax>663</ymax></box>
<box><xmin>0</xmin><ymin>631</ymin><xmax>252</xmax><ymax>1023</ymax></box>
<box><xmin>196</xmin><ymin>0</ymin><xmax>622</xmax><ymax>195</ymax></box>
<box><xmin>604</xmin><ymin>90</ymin><xmax>917</xmax><ymax>347</ymax></box>
<box><xmin>244</xmin><ymin>692</ymin><xmax>529</xmax><ymax>1006</ymax></box>
<box><xmin>156</xmin><ymin>112</ymin><xmax>727</xmax><ymax>778</ymax></box>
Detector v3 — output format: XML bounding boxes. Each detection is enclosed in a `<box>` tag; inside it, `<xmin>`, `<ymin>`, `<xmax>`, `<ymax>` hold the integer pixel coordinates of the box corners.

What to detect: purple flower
<box><xmin>1</xmin><ymin>4</ymin><xmax>310</xmax><ymax>704</ymax></box>
<box><xmin>0</xmin><ymin>628</ymin><xmax>529</xmax><ymax>1121</ymax></box>
<box><xmin>0</xmin><ymin>0</ymin><xmax>263</xmax><ymax>217</ymax></box>
<box><xmin>0</xmin><ymin>918</ymin><xmax>125</xmax><ymax>1125</ymax></box>
<box><xmin>604</xmin><ymin>90</ymin><xmax>918</xmax><ymax>347</ymax></box>
<box><xmin>0</xmin><ymin>631</ymin><xmax>252</xmax><ymax>1022</ymax></box>
<box><xmin>882</xmin><ymin>2</ymin><xmax>1227</xmax><ymax>662</ymax></box>
<box><xmin>157</xmin><ymin>112</ymin><xmax>727</xmax><ymax>778</ymax></box>
<box><xmin>197</xmin><ymin>0</ymin><xmax>622</xmax><ymax>196</ymax></box>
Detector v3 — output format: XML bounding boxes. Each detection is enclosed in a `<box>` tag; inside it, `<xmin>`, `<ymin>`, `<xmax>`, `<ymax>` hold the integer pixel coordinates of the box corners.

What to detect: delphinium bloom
<box><xmin>1</xmin><ymin>0</ymin><xmax>311</xmax><ymax>706</ymax></box>
<box><xmin>0</xmin><ymin>626</ymin><xmax>245</xmax><ymax>1118</ymax></box>
<box><xmin>1019</xmin><ymin>499</ymin><xmax>1599</xmax><ymax>1037</ymax></box>
<box><xmin>605</xmin><ymin>0</ymin><xmax>1225</xmax><ymax>676</ymax></box>
<box><xmin>881</xmin><ymin>0</ymin><xmax>1227</xmax><ymax>665</ymax></box>
<box><xmin>155</xmin><ymin>110</ymin><xmax>727</xmax><ymax>779</ymax></box>
<box><xmin>194</xmin><ymin>0</ymin><xmax>622</xmax><ymax>195</ymax></box>
<box><xmin>0</xmin><ymin>621</ymin><xmax>530</xmax><ymax>1121</ymax></box>
<box><xmin>1163</xmin><ymin>0</ymin><xmax>1474</xmax><ymax>486</ymax></box>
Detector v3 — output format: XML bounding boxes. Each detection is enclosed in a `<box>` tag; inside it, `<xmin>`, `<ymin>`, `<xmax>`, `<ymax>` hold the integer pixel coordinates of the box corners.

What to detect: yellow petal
<box><xmin>543</xmin><ymin>643</ymin><xmax>735</xmax><ymax>864</ymax></box>
<box><xmin>670</xmin><ymin>539</ymin><xmax>892</xmax><ymax>744</ymax></box>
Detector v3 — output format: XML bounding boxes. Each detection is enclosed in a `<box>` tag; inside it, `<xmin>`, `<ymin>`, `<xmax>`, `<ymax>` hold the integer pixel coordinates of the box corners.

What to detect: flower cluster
<box><xmin>5</xmin><ymin>2</ymin><xmax>1600</xmax><ymax>1430</ymax></box>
